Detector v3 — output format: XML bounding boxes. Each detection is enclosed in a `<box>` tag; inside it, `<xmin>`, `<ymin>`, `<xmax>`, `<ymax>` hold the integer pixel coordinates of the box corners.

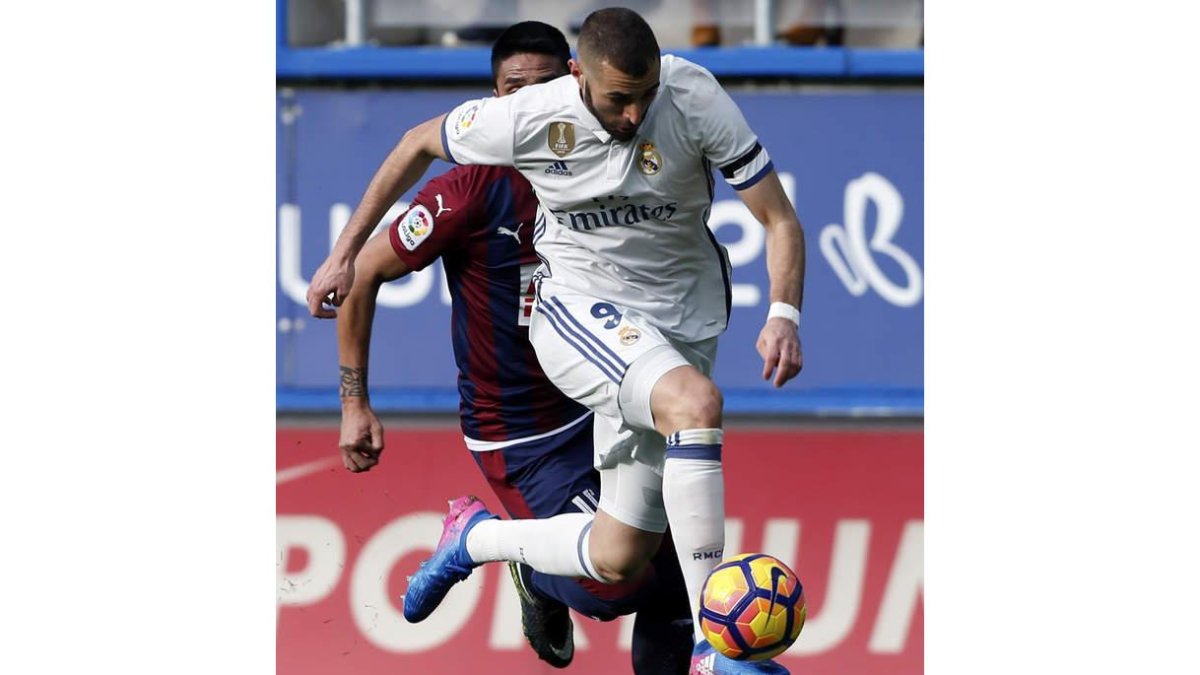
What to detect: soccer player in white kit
<box><xmin>307</xmin><ymin>8</ymin><xmax>805</xmax><ymax>673</ymax></box>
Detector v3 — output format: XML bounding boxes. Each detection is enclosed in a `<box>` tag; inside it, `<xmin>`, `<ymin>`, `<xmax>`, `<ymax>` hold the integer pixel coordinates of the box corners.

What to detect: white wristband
<box><xmin>768</xmin><ymin>302</ymin><xmax>800</xmax><ymax>326</ymax></box>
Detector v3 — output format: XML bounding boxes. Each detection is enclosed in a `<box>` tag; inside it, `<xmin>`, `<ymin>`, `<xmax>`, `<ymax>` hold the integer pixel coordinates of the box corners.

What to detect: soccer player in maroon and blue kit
<box><xmin>330</xmin><ymin>22</ymin><xmax>692</xmax><ymax>674</ymax></box>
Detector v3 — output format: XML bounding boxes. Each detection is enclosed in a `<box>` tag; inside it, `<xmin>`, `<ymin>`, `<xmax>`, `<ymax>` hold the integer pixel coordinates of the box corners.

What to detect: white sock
<box><xmin>465</xmin><ymin>512</ymin><xmax>604</xmax><ymax>581</ymax></box>
<box><xmin>662</xmin><ymin>428</ymin><xmax>726</xmax><ymax>644</ymax></box>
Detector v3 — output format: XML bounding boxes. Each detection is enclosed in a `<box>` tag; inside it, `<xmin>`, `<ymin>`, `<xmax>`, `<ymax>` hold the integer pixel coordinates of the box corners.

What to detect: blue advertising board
<box><xmin>276</xmin><ymin>86</ymin><xmax>923</xmax><ymax>415</ymax></box>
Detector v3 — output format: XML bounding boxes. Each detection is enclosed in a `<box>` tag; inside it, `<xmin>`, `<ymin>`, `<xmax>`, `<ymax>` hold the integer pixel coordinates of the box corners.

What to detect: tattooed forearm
<box><xmin>339</xmin><ymin>366</ymin><xmax>367</xmax><ymax>398</ymax></box>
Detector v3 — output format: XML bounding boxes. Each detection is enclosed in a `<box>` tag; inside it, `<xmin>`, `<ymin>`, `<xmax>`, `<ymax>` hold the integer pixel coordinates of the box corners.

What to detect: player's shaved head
<box><xmin>576</xmin><ymin>7</ymin><xmax>660</xmax><ymax>77</ymax></box>
<box><xmin>571</xmin><ymin>8</ymin><xmax>661</xmax><ymax>142</ymax></box>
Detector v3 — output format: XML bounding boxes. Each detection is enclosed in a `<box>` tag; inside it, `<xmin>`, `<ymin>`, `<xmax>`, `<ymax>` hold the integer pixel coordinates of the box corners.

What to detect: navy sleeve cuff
<box><xmin>732</xmin><ymin>160</ymin><xmax>774</xmax><ymax>191</ymax></box>
<box><xmin>440</xmin><ymin>119</ymin><xmax>458</xmax><ymax>164</ymax></box>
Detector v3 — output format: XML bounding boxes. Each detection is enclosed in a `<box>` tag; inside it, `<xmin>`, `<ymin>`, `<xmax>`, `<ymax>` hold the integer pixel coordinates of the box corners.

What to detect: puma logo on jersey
<box><xmin>497</xmin><ymin>223</ymin><xmax>523</xmax><ymax>244</ymax></box>
<box><xmin>434</xmin><ymin>194</ymin><xmax>453</xmax><ymax>217</ymax></box>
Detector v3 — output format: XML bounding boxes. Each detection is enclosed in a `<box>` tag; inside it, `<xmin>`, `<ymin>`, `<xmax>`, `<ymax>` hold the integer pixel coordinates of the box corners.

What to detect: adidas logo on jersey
<box><xmin>544</xmin><ymin>160</ymin><xmax>573</xmax><ymax>176</ymax></box>
<box><xmin>694</xmin><ymin>652</ymin><xmax>716</xmax><ymax>675</ymax></box>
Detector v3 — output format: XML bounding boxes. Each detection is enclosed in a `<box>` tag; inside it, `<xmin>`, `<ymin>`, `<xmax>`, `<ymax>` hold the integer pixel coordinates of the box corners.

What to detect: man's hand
<box><xmin>339</xmin><ymin>403</ymin><xmax>384</xmax><ymax>472</ymax></box>
<box><xmin>307</xmin><ymin>255</ymin><xmax>355</xmax><ymax>319</ymax></box>
<box><xmin>757</xmin><ymin>318</ymin><xmax>803</xmax><ymax>388</ymax></box>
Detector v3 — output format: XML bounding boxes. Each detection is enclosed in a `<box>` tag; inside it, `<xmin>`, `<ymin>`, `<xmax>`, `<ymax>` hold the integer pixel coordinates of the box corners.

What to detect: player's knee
<box><xmin>652</xmin><ymin>372</ymin><xmax>722</xmax><ymax>434</ymax></box>
<box><xmin>690</xmin><ymin>380</ymin><xmax>723</xmax><ymax>426</ymax></box>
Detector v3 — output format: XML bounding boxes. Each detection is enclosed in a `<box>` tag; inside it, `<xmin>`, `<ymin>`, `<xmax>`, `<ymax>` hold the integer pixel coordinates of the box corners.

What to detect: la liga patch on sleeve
<box><xmin>397</xmin><ymin>205</ymin><xmax>435</xmax><ymax>251</ymax></box>
<box><xmin>451</xmin><ymin>103</ymin><xmax>480</xmax><ymax>140</ymax></box>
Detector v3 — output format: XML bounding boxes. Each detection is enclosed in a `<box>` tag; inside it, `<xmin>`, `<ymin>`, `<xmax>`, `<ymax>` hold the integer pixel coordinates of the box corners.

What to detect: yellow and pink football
<box><xmin>698</xmin><ymin>553</ymin><xmax>806</xmax><ymax>661</ymax></box>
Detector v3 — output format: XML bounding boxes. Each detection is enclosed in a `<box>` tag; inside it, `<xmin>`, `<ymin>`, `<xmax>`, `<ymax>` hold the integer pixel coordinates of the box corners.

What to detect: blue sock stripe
<box><xmin>576</xmin><ymin>520</ymin><xmax>601</xmax><ymax>581</ymax></box>
<box><xmin>549</xmin><ymin>297</ymin><xmax>629</xmax><ymax>370</ymax></box>
<box><xmin>536</xmin><ymin>305</ymin><xmax>623</xmax><ymax>383</ymax></box>
<box><xmin>665</xmin><ymin>443</ymin><xmax>722</xmax><ymax>461</ymax></box>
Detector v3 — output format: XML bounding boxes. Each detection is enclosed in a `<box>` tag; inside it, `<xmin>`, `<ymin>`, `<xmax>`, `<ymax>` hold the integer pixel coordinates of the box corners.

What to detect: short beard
<box><xmin>581</xmin><ymin>81</ymin><xmax>636</xmax><ymax>142</ymax></box>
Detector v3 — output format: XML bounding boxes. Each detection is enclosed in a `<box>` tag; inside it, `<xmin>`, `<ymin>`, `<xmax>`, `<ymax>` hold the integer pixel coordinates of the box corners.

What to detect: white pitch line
<box><xmin>276</xmin><ymin>457</ymin><xmax>340</xmax><ymax>484</ymax></box>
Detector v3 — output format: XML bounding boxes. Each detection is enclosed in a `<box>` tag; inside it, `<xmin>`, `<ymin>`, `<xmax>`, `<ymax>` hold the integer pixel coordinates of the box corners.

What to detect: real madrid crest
<box><xmin>638</xmin><ymin>141</ymin><xmax>662</xmax><ymax>175</ymax></box>
<box><xmin>548</xmin><ymin>121</ymin><xmax>576</xmax><ymax>158</ymax></box>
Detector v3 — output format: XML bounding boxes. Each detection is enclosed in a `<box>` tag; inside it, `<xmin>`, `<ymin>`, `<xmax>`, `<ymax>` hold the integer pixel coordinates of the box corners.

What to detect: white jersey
<box><xmin>441</xmin><ymin>55</ymin><xmax>773</xmax><ymax>341</ymax></box>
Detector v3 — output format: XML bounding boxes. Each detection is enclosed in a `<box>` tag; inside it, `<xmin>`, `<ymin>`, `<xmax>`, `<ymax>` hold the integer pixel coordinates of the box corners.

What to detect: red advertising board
<box><xmin>277</xmin><ymin>427</ymin><xmax>923</xmax><ymax>674</ymax></box>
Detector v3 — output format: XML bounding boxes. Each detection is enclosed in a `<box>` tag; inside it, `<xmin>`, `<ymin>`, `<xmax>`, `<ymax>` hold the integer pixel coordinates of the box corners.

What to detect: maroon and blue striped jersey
<box><xmin>388</xmin><ymin>165</ymin><xmax>588</xmax><ymax>444</ymax></box>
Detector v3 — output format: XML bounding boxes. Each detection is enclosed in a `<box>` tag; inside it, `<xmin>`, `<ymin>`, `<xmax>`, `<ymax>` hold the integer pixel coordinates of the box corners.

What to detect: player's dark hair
<box><xmin>577</xmin><ymin>7</ymin><xmax>660</xmax><ymax>77</ymax></box>
<box><xmin>490</xmin><ymin>21</ymin><xmax>571</xmax><ymax>82</ymax></box>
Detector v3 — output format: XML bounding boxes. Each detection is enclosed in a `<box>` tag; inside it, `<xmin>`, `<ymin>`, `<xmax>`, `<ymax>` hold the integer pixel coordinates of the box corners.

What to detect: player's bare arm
<box><xmin>336</xmin><ymin>232</ymin><xmax>412</xmax><ymax>471</ymax></box>
<box><xmin>737</xmin><ymin>169</ymin><xmax>806</xmax><ymax>387</ymax></box>
<box><xmin>307</xmin><ymin>114</ymin><xmax>449</xmax><ymax>318</ymax></box>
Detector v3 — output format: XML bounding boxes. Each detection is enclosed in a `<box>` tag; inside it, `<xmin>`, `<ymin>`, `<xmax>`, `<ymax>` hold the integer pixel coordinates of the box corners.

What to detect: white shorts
<box><xmin>529</xmin><ymin>282</ymin><xmax>719</xmax><ymax>532</ymax></box>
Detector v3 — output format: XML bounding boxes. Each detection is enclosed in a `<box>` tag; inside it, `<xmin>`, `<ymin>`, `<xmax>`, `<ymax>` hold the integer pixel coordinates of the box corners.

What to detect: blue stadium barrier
<box><xmin>846</xmin><ymin>49</ymin><xmax>924</xmax><ymax>78</ymax></box>
<box><xmin>276</xmin><ymin>387</ymin><xmax>924</xmax><ymax>417</ymax></box>
<box><xmin>276</xmin><ymin>45</ymin><xmax>922</xmax><ymax>81</ymax></box>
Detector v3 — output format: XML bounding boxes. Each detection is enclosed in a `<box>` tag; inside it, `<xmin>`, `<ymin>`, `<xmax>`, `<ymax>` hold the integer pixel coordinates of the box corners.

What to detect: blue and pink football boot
<box><xmin>401</xmin><ymin>495</ymin><xmax>498</xmax><ymax>623</ymax></box>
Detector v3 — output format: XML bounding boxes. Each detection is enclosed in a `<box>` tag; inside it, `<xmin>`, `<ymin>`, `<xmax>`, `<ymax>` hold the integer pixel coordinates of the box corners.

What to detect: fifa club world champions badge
<box><xmin>548</xmin><ymin>121</ymin><xmax>576</xmax><ymax>158</ymax></box>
